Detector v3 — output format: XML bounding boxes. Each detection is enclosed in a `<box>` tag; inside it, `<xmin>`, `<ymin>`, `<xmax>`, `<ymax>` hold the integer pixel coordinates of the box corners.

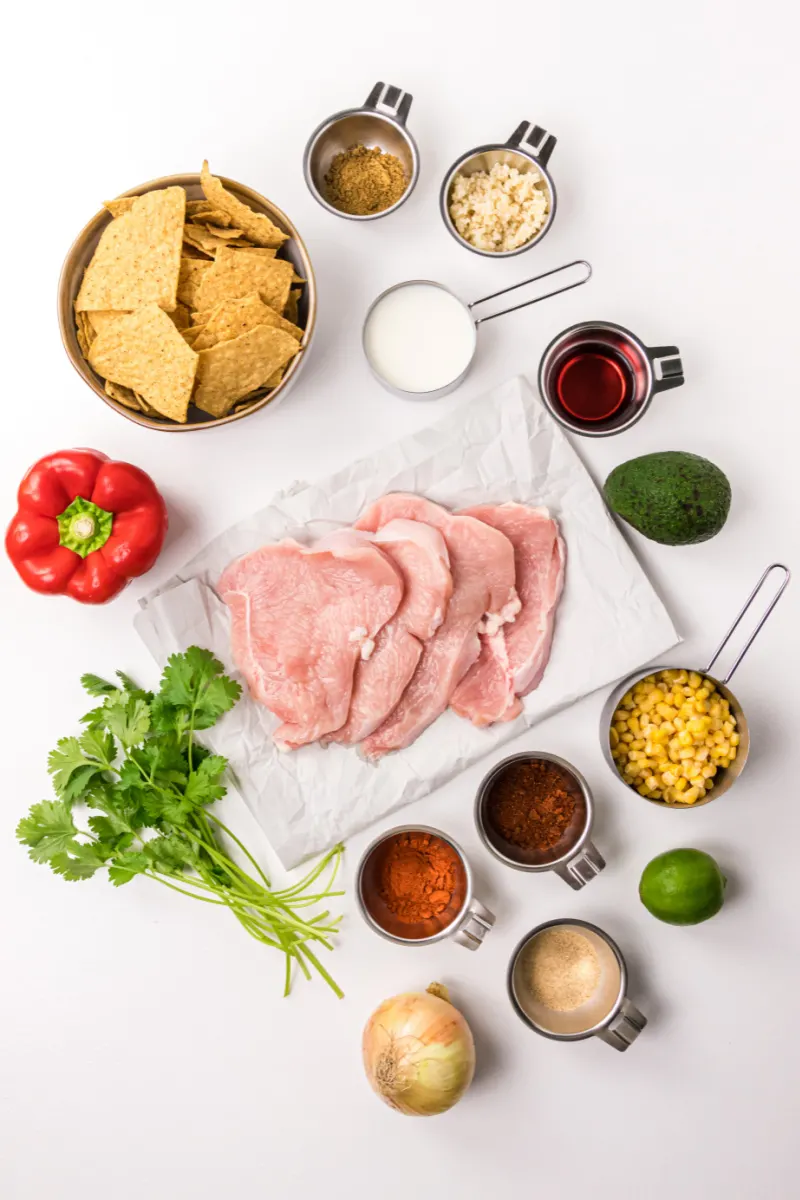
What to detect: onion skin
<box><xmin>362</xmin><ymin>983</ymin><xmax>476</xmax><ymax>1116</ymax></box>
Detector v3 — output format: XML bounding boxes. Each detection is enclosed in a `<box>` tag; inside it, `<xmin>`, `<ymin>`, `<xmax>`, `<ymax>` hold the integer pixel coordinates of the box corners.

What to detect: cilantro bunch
<box><xmin>17</xmin><ymin>647</ymin><xmax>343</xmax><ymax>997</ymax></box>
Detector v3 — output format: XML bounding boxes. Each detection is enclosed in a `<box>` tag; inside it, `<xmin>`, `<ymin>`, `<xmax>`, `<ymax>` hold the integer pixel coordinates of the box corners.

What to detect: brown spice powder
<box><xmin>324</xmin><ymin>143</ymin><xmax>407</xmax><ymax>216</ymax></box>
<box><xmin>487</xmin><ymin>759</ymin><xmax>577</xmax><ymax>852</ymax></box>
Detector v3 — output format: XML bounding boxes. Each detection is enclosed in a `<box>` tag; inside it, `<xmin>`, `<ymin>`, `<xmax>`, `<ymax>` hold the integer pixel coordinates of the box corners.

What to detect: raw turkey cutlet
<box><xmin>354</xmin><ymin>494</ymin><xmax>520</xmax><ymax>758</ymax></box>
<box><xmin>450</xmin><ymin>504</ymin><xmax>565</xmax><ymax>726</ymax></box>
<box><xmin>217</xmin><ymin>538</ymin><xmax>403</xmax><ymax>749</ymax></box>
<box><xmin>320</xmin><ymin>520</ymin><xmax>454</xmax><ymax>745</ymax></box>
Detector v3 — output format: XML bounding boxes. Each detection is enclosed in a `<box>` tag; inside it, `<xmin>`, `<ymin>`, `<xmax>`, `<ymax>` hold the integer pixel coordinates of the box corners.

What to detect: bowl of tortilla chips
<box><xmin>58</xmin><ymin>162</ymin><xmax>315</xmax><ymax>429</ymax></box>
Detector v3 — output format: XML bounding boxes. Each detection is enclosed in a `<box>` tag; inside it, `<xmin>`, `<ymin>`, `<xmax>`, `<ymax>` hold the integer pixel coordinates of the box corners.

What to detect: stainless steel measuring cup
<box><xmin>440</xmin><ymin>120</ymin><xmax>558</xmax><ymax>256</ymax></box>
<box><xmin>508</xmin><ymin>919</ymin><xmax>647</xmax><ymax>1051</ymax></box>
<box><xmin>601</xmin><ymin>563</ymin><xmax>791</xmax><ymax>807</ymax></box>
<box><xmin>355</xmin><ymin>824</ymin><xmax>495</xmax><ymax>950</ymax></box>
<box><xmin>538</xmin><ymin>320</ymin><xmax>685</xmax><ymax>437</ymax></box>
<box><xmin>362</xmin><ymin>259</ymin><xmax>592</xmax><ymax>399</ymax></box>
<box><xmin>303</xmin><ymin>81</ymin><xmax>419</xmax><ymax>220</ymax></box>
<box><xmin>474</xmin><ymin>752</ymin><xmax>606</xmax><ymax>890</ymax></box>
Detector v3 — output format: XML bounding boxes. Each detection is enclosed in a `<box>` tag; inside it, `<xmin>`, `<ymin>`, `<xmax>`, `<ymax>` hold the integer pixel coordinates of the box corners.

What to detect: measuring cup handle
<box><xmin>704</xmin><ymin>563</ymin><xmax>791</xmax><ymax>684</ymax></box>
<box><xmin>648</xmin><ymin>345</ymin><xmax>685</xmax><ymax>393</ymax></box>
<box><xmin>452</xmin><ymin>897</ymin><xmax>495</xmax><ymax>951</ymax></box>
<box><xmin>364</xmin><ymin>81</ymin><xmax>413</xmax><ymax>126</ymax></box>
<box><xmin>470</xmin><ymin>260</ymin><xmax>592</xmax><ymax>326</ymax></box>
<box><xmin>553</xmin><ymin>841</ymin><xmax>606</xmax><ymax>890</ymax></box>
<box><xmin>597</xmin><ymin>998</ymin><xmax>647</xmax><ymax>1051</ymax></box>
<box><xmin>506</xmin><ymin>120</ymin><xmax>557</xmax><ymax>168</ymax></box>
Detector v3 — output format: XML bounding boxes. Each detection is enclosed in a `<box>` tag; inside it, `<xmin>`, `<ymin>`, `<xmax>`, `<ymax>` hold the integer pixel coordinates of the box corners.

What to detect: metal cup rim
<box><xmin>537</xmin><ymin>319</ymin><xmax>657</xmax><ymax>438</ymax></box>
<box><xmin>354</xmin><ymin>823</ymin><xmax>474</xmax><ymax>945</ymax></box>
<box><xmin>600</xmin><ymin>663</ymin><xmax>748</xmax><ymax>808</ymax></box>
<box><xmin>302</xmin><ymin>105</ymin><xmax>420</xmax><ymax>222</ymax></box>
<box><xmin>439</xmin><ymin>140</ymin><xmax>558</xmax><ymax>258</ymax></box>
<box><xmin>507</xmin><ymin>918</ymin><xmax>628</xmax><ymax>1041</ymax></box>
<box><xmin>361</xmin><ymin>278</ymin><xmax>477</xmax><ymax>399</ymax></box>
<box><xmin>474</xmin><ymin>751</ymin><xmax>594</xmax><ymax>872</ymax></box>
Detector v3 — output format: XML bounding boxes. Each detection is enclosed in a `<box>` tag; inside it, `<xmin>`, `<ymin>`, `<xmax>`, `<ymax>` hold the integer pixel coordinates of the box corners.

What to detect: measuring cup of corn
<box><xmin>601</xmin><ymin>563</ymin><xmax>790</xmax><ymax>808</ymax></box>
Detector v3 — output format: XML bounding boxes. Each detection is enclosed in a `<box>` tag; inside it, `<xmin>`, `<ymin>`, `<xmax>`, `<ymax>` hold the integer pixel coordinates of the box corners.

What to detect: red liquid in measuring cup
<box><xmin>555</xmin><ymin>347</ymin><xmax>633</xmax><ymax>423</ymax></box>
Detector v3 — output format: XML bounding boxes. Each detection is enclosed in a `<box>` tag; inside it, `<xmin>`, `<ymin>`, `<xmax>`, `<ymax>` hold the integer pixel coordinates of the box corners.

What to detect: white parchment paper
<box><xmin>135</xmin><ymin>376</ymin><xmax>679</xmax><ymax>867</ymax></box>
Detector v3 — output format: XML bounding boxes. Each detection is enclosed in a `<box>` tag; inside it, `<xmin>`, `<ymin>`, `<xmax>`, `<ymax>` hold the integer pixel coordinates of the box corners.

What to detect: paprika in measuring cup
<box><xmin>5</xmin><ymin>448</ymin><xmax>167</xmax><ymax>604</ymax></box>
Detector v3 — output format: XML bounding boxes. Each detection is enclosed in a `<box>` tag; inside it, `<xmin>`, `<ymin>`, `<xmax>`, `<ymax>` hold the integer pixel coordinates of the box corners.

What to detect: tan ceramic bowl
<box><xmin>58</xmin><ymin>173</ymin><xmax>317</xmax><ymax>431</ymax></box>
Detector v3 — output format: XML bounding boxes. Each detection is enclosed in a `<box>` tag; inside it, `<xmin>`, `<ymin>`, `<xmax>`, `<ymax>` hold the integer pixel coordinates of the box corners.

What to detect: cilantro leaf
<box><xmin>104</xmin><ymin>696</ymin><xmax>151</xmax><ymax>748</ymax></box>
<box><xmin>47</xmin><ymin>737</ymin><xmax>106</xmax><ymax>802</ymax></box>
<box><xmin>159</xmin><ymin>647</ymin><xmax>241</xmax><ymax>729</ymax></box>
<box><xmin>115</xmin><ymin>670</ymin><xmax>140</xmax><ymax>692</ymax></box>
<box><xmin>88</xmin><ymin>813</ymin><xmax>134</xmax><ymax>840</ymax></box>
<box><xmin>107</xmin><ymin>851</ymin><xmax>149</xmax><ymax>887</ymax></box>
<box><xmin>49</xmin><ymin>842</ymin><xmax>105</xmax><ymax>882</ymax></box>
<box><xmin>79</xmin><ymin>727</ymin><xmax>116</xmax><ymax>767</ymax></box>
<box><xmin>81</xmin><ymin>673</ymin><xmax>116</xmax><ymax>697</ymax></box>
<box><xmin>17</xmin><ymin>801</ymin><xmax>77</xmax><ymax>862</ymax></box>
<box><xmin>144</xmin><ymin>834</ymin><xmax>199</xmax><ymax>874</ymax></box>
<box><xmin>185</xmin><ymin>755</ymin><xmax>227</xmax><ymax>808</ymax></box>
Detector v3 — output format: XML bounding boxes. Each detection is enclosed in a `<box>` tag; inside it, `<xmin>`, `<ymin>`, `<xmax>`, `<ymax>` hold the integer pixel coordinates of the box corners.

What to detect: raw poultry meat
<box><xmin>321</xmin><ymin>520</ymin><xmax>454</xmax><ymax>745</ymax></box>
<box><xmin>450</xmin><ymin>504</ymin><xmax>565</xmax><ymax>725</ymax></box>
<box><xmin>218</xmin><ymin>538</ymin><xmax>403</xmax><ymax>749</ymax></box>
<box><xmin>354</xmin><ymin>494</ymin><xmax>520</xmax><ymax>758</ymax></box>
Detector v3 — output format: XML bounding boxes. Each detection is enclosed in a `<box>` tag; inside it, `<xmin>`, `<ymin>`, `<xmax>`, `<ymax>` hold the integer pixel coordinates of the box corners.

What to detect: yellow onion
<box><xmin>362</xmin><ymin>982</ymin><xmax>475</xmax><ymax>1116</ymax></box>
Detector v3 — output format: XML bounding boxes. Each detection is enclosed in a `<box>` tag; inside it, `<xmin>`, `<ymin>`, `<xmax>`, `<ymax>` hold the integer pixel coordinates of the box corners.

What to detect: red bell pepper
<box><xmin>5</xmin><ymin>449</ymin><xmax>168</xmax><ymax>604</ymax></box>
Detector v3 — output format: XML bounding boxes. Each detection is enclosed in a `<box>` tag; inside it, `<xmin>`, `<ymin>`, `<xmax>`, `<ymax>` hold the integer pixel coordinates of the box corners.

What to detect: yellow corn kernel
<box><xmin>685</xmin><ymin>763</ymin><xmax>701</xmax><ymax>780</ymax></box>
<box><xmin>678</xmin><ymin>730</ymin><xmax>693</xmax><ymax>747</ymax></box>
<box><xmin>644</xmin><ymin>776</ymin><xmax>659</xmax><ymax>791</ymax></box>
<box><xmin>672</xmin><ymin>717</ymin><xmax>685</xmax><ymax>732</ymax></box>
<box><xmin>728</xmin><ymin>747</ymin><xmax>737</xmax><ymax>761</ymax></box>
<box><xmin>609</xmin><ymin>727</ymin><xmax>619</xmax><ymax>748</ymax></box>
<box><xmin>662</xmin><ymin>670</ymin><xmax>678</xmax><ymax>682</ymax></box>
<box><xmin>703</xmin><ymin>678</ymin><xmax>716</xmax><ymax>692</ymax></box>
<box><xmin>652</xmin><ymin>727</ymin><xmax>670</xmax><ymax>743</ymax></box>
<box><xmin>649</xmin><ymin>688</ymin><xmax>665</xmax><ymax>704</ymax></box>
<box><xmin>668</xmin><ymin>749</ymin><xmax>680</xmax><ymax>764</ymax></box>
<box><xmin>661</xmin><ymin>770</ymin><xmax>676</xmax><ymax>786</ymax></box>
<box><xmin>681</xmin><ymin>703</ymin><xmax>695</xmax><ymax>719</ymax></box>
<box><xmin>709</xmin><ymin>701</ymin><xmax>721</xmax><ymax>718</ymax></box>
<box><xmin>694</xmin><ymin>699</ymin><xmax>709</xmax><ymax>714</ymax></box>
<box><xmin>627</xmin><ymin>716</ymin><xmax>640</xmax><ymax>735</ymax></box>
<box><xmin>656</xmin><ymin>703</ymin><xmax>676</xmax><ymax>720</ymax></box>
<box><xmin>683</xmin><ymin>786</ymin><xmax>701</xmax><ymax>804</ymax></box>
<box><xmin>695</xmin><ymin>687</ymin><xmax>710</xmax><ymax>700</ymax></box>
<box><xmin>722</xmin><ymin>721</ymin><xmax>734</xmax><ymax>737</ymax></box>
<box><xmin>671</xmin><ymin>690</ymin><xmax>685</xmax><ymax>707</ymax></box>
<box><xmin>689</xmin><ymin>672</ymin><xmax>702</xmax><ymax>688</ymax></box>
<box><xmin>704</xmin><ymin>777</ymin><xmax>714</xmax><ymax>790</ymax></box>
<box><xmin>718</xmin><ymin>757</ymin><xmax>730</xmax><ymax>769</ymax></box>
<box><xmin>631</xmin><ymin>738</ymin><xmax>645</xmax><ymax>751</ymax></box>
<box><xmin>730</xmin><ymin>732</ymin><xmax>740</xmax><ymax>746</ymax></box>
<box><xmin>695</xmin><ymin>745</ymin><xmax>709</xmax><ymax>762</ymax></box>
<box><xmin>678</xmin><ymin>747</ymin><xmax>695</xmax><ymax>760</ymax></box>
<box><xmin>621</xmin><ymin>733</ymin><xmax>634</xmax><ymax>744</ymax></box>
<box><xmin>687</xmin><ymin>717</ymin><xmax>705</xmax><ymax>735</ymax></box>
<box><xmin>674</xmin><ymin>670</ymin><xmax>688</xmax><ymax>684</ymax></box>
<box><xmin>652</xmin><ymin>745</ymin><xmax>667</xmax><ymax>761</ymax></box>
<box><xmin>661</xmin><ymin>787</ymin><xmax>675</xmax><ymax>802</ymax></box>
<box><xmin>702</xmin><ymin>764</ymin><xmax>717</xmax><ymax>779</ymax></box>
<box><xmin>673</xmin><ymin>776</ymin><xmax>688</xmax><ymax>793</ymax></box>
<box><xmin>637</xmin><ymin>784</ymin><xmax>652</xmax><ymax>796</ymax></box>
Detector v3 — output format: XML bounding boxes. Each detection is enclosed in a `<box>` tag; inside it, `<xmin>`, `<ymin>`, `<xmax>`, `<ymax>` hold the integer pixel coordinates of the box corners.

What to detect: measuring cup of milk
<box><xmin>362</xmin><ymin>260</ymin><xmax>591</xmax><ymax>399</ymax></box>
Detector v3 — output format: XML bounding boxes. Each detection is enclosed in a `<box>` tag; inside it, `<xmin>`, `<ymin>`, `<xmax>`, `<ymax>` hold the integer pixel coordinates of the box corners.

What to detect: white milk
<box><xmin>364</xmin><ymin>283</ymin><xmax>477</xmax><ymax>393</ymax></box>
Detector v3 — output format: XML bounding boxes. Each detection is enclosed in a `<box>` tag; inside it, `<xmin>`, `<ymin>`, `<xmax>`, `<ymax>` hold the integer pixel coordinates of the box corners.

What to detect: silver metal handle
<box><xmin>469</xmin><ymin>260</ymin><xmax>592</xmax><ymax>326</ymax></box>
<box><xmin>452</xmin><ymin>897</ymin><xmax>495</xmax><ymax>951</ymax></box>
<box><xmin>704</xmin><ymin>563</ymin><xmax>791</xmax><ymax>684</ymax></box>
<box><xmin>506</xmin><ymin>120</ymin><xmax>557</xmax><ymax>169</ymax></box>
<box><xmin>553</xmin><ymin>841</ymin><xmax>606</xmax><ymax>890</ymax></box>
<box><xmin>597</xmin><ymin>998</ymin><xmax>647</xmax><ymax>1052</ymax></box>
<box><xmin>364</xmin><ymin>81</ymin><xmax>412</xmax><ymax>126</ymax></box>
<box><xmin>648</xmin><ymin>345</ymin><xmax>685</xmax><ymax>393</ymax></box>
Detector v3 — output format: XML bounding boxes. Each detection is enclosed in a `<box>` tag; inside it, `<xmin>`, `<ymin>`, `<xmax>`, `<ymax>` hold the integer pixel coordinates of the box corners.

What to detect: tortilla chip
<box><xmin>195</xmin><ymin>251</ymin><xmax>294</xmax><ymax>315</ymax></box>
<box><xmin>103</xmin><ymin>197</ymin><xmax>137</xmax><ymax>218</ymax></box>
<box><xmin>264</xmin><ymin>367</ymin><xmax>285</xmax><ymax>388</ymax></box>
<box><xmin>193</xmin><ymin>325</ymin><xmax>300</xmax><ymax>417</ymax></box>
<box><xmin>76</xmin><ymin>187</ymin><xmax>185</xmax><ymax>312</ymax></box>
<box><xmin>88</xmin><ymin>303</ymin><xmax>198</xmax><ymax>423</ymax></box>
<box><xmin>104</xmin><ymin>379</ymin><xmax>142</xmax><ymax>410</ymax></box>
<box><xmin>186</xmin><ymin>201</ymin><xmax>233</xmax><ymax>226</ymax></box>
<box><xmin>86</xmin><ymin>310</ymin><xmax>126</xmax><ymax>336</ymax></box>
<box><xmin>200</xmin><ymin>160</ymin><xmax>288</xmax><ymax>249</ymax></box>
<box><xmin>75</xmin><ymin>310</ymin><xmax>94</xmax><ymax>358</ymax></box>
<box><xmin>222</xmin><ymin>245</ymin><xmax>277</xmax><ymax>258</ymax></box>
<box><xmin>176</xmin><ymin>256</ymin><xmax>212</xmax><ymax>307</ymax></box>
<box><xmin>181</xmin><ymin>324</ymin><xmax>206</xmax><ymax>346</ymax></box>
<box><xmin>189</xmin><ymin>293</ymin><xmax>301</xmax><ymax>351</ymax></box>
<box><xmin>284</xmin><ymin>287</ymin><xmax>302</xmax><ymax>324</ymax></box>
<box><xmin>182</xmin><ymin>224</ymin><xmax>242</xmax><ymax>257</ymax></box>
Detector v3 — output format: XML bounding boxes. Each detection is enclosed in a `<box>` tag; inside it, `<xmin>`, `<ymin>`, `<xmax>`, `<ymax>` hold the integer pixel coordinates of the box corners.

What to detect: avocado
<box><xmin>604</xmin><ymin>451</ymin><xmax>731</xmax><ymax>545</ymax></box>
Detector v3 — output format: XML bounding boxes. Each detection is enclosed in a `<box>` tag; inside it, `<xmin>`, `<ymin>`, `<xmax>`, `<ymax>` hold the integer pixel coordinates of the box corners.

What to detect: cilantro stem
<box><xmin>204</xmin><ymin>811</ymin><xmax>271</xmax><ymax>889</ymax></box>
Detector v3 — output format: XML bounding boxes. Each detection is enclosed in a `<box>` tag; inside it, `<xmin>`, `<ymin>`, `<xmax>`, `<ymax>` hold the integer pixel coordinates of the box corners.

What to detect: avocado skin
<box><xmin>604</xmin><ymin>451</ymin><xmax>731</xmax><ymax>545</ymax></box>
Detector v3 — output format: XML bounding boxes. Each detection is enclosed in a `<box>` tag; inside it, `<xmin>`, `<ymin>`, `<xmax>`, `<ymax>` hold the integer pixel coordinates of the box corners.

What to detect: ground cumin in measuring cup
<box><xmin>324</xmin><ymin>143</ymin><xmax>407</xmax><ymax>215</ymax></box>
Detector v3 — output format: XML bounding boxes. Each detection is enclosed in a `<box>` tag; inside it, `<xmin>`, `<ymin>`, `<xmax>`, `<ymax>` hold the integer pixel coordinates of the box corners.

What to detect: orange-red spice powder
<box><xmin>378</xmin><ymin>831</ymin><xmax>463</xmax><ymax>923</ymax></box>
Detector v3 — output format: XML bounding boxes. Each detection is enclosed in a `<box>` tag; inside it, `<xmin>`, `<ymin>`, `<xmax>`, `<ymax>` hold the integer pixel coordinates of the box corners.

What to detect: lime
<box><xmin>639</xmin><ymin>848</ymin><xmax>726</xmax><ymax>925</ymax></box>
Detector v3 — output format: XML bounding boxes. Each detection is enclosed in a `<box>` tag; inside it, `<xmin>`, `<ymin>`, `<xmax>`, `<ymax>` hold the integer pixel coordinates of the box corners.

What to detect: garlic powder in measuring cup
<box><xmin>364</xmin><ymin>283</ymin><xmax>477</xmax><ymax>394</ymax></box>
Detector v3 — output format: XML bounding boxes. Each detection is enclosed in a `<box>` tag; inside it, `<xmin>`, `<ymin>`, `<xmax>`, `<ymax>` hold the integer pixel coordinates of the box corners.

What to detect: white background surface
<box><xmin>1</xmin><ymin>2</ymin><xmax>798</xmax><ymax>1197</ymax></box>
